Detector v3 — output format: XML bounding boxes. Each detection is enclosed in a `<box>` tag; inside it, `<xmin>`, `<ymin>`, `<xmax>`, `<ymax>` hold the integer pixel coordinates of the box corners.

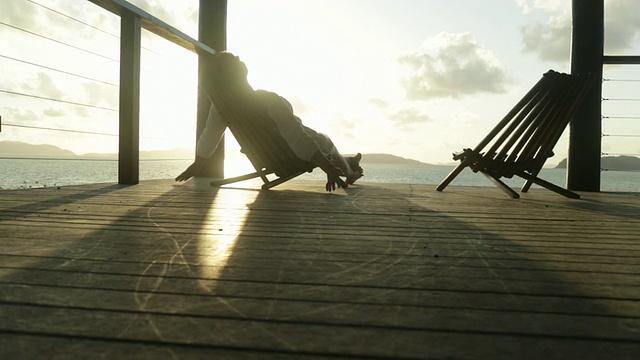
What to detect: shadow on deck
<box><xmin>0</xmin><ymin>179</ymin><xmax>639</xmax><ymax>359</ymax></box>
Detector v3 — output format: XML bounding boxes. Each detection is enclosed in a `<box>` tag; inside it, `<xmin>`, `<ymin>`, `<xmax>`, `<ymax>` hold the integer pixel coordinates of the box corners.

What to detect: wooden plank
<box><xmin>1</xmin><ymin>180</ymin><xmax>639</xmax><ymax>358</ymax></box>
<box><xmin>2</xmin><ymin>272</ymin><xmax>639</xmax><ymax>317</ymax></box>
<box><xmin>3</xmin><ymin>301</ymin><xmax>638</xmax><ymax>359</ymax></box>
<box><xmin>0</xmin><ymin>333</ymin><xmax>308</xmax><ymax>360</ymax></box>
<box><xmin>1</xmin><ymin>284</ymin><xmax>638</xmax><ymax>342</ymax></box>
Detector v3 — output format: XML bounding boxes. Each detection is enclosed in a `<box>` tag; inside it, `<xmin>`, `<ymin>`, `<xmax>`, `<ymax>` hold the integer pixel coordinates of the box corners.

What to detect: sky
<box><xmin>0</xmin><ymin>0</ymin><xmax>639</xmax><ymax>165</ymax></box>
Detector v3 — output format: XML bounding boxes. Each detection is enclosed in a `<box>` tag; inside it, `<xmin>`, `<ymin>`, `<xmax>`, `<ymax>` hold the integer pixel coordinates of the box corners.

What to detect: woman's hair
<box><xmin>208</xmin><ymin>52</ymin><xmax>249</xmax><ymax>91</ymax></box>
<box><xmin>203</xmin><ymin>51</ymin><xmax>255</xmax><ymax>115</ymax></box>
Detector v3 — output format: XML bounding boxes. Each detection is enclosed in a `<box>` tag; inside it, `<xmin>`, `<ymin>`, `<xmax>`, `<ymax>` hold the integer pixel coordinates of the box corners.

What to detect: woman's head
<box><xmin>208</xmin><ymin>52</ymin><xmax>250</xmax><ymax>92</ymax></box>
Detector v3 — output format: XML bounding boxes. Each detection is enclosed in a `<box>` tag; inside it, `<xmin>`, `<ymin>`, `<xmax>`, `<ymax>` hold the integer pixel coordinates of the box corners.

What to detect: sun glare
<box><xmin>198</xmin><ymin>189</ymin><xmax>257</xmax><ymax>290</ymax></box>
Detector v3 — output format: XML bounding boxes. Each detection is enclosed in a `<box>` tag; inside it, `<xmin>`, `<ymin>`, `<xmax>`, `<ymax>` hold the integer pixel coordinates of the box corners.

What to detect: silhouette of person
<box><xmin>176</xmin><ymin>52</ymin><xmax>363</xmax><ymax>191</ymax></box>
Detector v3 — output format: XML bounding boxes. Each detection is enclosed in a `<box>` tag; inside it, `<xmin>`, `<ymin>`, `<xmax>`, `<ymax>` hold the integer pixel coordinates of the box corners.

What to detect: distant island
<box><xmin>555</xmin><ymin>156</ymin><xmax>640</xmax><ymax>171</ymax></box>
<box><xmin>0</xmin><ymin>141</ymin><xmax>77</xmax><ymax>158</ymax></box>
<box><xmin>0</xmin><ymin>141</ymin><xmax>428</xmax><ymax>165</ymax></box>
<box><xmin>0</xmin><ymin>141</ymin><xmax>193</xmax><ymax>160</ymax></box>
<box><xmin>354</xmin><ymin>153</ymin><xmax>427</xmax><ymax>165</ymax></box>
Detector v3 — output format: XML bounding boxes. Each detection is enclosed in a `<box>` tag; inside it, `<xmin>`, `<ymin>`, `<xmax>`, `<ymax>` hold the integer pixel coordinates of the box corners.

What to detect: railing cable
<box><xmin>0</xmin><ymin>157</ymin><xmax>192</xmax><ymax>162</ymax></box>
<box><xmin>23</xmin><ymin>0</ymin><xmax>162</xmax><ymax>56</ymax></box>
<box><xmin>3</xmin><ymin>123</ymin><xmax>117</xmax><ymax>137</ymax></box>
<box><xmin>602</xmin><ymin>97</ymin><xmax>640</xmax><ymax>101</ymax></box>
<box><xmin>25</xmin><ymin>0</ymin><xmax>118</xmax><ymax>39</ymax></box>
<box><xmin>602</xmin><ymin>116</ymin><xmax>640</xmax><ymax>120</ymax></box>
<box><xmin>0</xmin><ymin>54</ymin><xmax>118</xmax><ymax>87</ymax></box>
<box><xmin>603</xmin><ymin>78</ymin><xmax>640</xmax><ymax>82</ymax></box>
<box><xmin>0</xmin><ymin>88</ymin><xmax>118</xmax><ymax>111</ymax></box>
<box><xmin>0</xmin><ymin>20</ymin><xmax>118</xmax><ymax>62</ymax></box>
<box><xmin>2</xmin><ymin>122</ymin><xmax>174</xmax><ymax>141</ymax></box>
<box><xmin>602</xmin><ymin>152</ymin><xmax>640</xmax><ymax>156</ymax></box>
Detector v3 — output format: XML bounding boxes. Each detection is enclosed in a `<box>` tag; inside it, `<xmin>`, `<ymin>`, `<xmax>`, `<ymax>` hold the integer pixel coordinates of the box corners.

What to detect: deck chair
<box><xmin>437</xmin><ymin>70</ymin><xmax>595</xmax><ymax>199</ymax></box>
<box><xmin>206</xmin><ymin>89</ymin><xmax>317</xmax><ymax>190</ymax></box>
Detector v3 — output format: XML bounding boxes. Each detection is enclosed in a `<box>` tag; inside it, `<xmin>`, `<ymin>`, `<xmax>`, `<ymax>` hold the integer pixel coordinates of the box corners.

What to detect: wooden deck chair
<box><xmin>437</xmin><ymin>70</ymin><xmax>595</xmax><ymax>199</ymax></box>
<box><xmin>206</xmin><ymin>89</ymin><xmax>317</xmax><ymax>190</ymax></box>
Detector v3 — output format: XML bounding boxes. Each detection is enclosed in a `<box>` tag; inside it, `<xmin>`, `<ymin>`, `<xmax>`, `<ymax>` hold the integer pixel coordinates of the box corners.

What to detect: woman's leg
<box><xmin>311</xmin><ymin>132</ymin><xmax>363</xmax><ymax>184</ymax></box>
<box><xmin>326</xmin><ymin>145</ymin><xmax>363</xmax><ymax>184</ymax></box>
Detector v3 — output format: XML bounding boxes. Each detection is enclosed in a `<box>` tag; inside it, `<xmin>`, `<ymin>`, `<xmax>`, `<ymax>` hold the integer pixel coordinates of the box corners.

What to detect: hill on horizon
<box><xmin>0</xmin><ymin>141</ymin><xmax>428</xmax><ymax>165</ymax></box>
<box><xmin>555</xmin><ymin>155</ymin><xmax>640</xmax><ymax>171</ymax></box>
<box><xmin>0</xmin><ymin>140</ymin><xmax>76</xmax><ymax>158</ymax></box>
<box><xmin>0</xmin><ymin>141</ymin><xmax>194</xmax><ymax>160</ymax></box>
<box><xmin>355</xmin><ymin>153</ymin><xmax>427</xmax><ymax>165</ymax></box>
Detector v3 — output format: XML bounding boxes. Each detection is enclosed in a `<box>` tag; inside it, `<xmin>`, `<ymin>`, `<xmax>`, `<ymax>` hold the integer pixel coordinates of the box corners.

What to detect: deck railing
<box><xmin>0</xmin><ymin>1</ymin><xmax>637</xmax><ymax>189</ymax></box>
<box><xmin>0</xmin><ymin>0</ymin><xmax>223</xmax><ymax>187</ymax></box>
<box><xmin>87</xmin><ymin>0</ymin><xmax>219</xmax><ymax>184</ymax></box>
<box><xmin>601</xmin><ymin>59</ymin><xmax>640</xmax><ymax>177</ymax></box>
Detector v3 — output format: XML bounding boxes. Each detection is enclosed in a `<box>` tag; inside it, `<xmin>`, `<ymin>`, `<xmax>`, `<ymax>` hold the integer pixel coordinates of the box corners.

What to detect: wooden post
<box><xmin>568</xmin><ymin>0</ymin><xmax>603</xmax><ymax>192</ymax></box>
<box><xmin>118</xmin><ymin>10</ymin><xmax>141</xmax><ymax>185</ymax></box>
<box><xmin>196</xmin><ymin>0</ymin><xmax>227</xmax><ymax>178</ymax></box>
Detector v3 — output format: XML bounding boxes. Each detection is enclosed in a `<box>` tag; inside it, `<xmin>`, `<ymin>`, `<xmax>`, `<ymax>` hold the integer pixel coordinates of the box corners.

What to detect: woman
<box><xmin>176</xmin><ymin>52</ymin><xmax>363</xmax><ymax>191</ymax></box>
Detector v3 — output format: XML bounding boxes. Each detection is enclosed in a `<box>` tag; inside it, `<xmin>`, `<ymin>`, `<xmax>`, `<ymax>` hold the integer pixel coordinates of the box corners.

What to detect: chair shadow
<box><xmin>0</xmin><ymin>181</ymin><xmax>638</xmax><ymax>358</ymax></box>
<box><xmin>199</xmin><ymin>183</ymin><xmax>639</xmax><ymax>358</ymax></box>
<box><xmin>0</xmin><ymin>183</ymin><xmax>124</xmax><ymax>215</ymax></box>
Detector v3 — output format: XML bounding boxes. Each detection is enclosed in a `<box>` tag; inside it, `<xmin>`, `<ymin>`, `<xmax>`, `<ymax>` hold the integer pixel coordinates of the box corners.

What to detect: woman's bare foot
<box><xmin>345</xmin><ymin>153</ymin><xmax>363</xmax><ymax>184</ymax></box>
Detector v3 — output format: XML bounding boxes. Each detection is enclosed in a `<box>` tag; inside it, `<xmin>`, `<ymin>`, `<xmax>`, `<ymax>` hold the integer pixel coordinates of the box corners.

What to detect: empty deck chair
<box><xmin>206</xmin><ymin>89</ymin><xmax>318</xmax><ymax>190</ymax></box>
<box><xmin>436</xmin><ymin>70</ymin><xmax>595</xmax><ymax>199</ymax></box>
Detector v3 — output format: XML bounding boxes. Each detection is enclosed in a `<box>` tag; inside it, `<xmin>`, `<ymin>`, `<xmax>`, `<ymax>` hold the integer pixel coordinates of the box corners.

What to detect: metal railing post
<box><xmin>568</xmin><ymin>0</ymin><xmax>603</xmax><ymax>192</ymax></box>
<box><xmin>196</xmin><ymin>0</ymin><xmax>227</xmax><ymax>179</ymax></box>
<box><xmin>118</xmin><ymin>10</ymin><xmax>141</xmax><ymax>185</ymax></box>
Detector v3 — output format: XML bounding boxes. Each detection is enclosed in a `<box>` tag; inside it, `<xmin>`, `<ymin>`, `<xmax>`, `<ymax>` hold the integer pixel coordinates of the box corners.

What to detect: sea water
<box><xmin>0</xmin><ymin>158</ymin><xmax>638</xmax><ymax>192</ymax></box>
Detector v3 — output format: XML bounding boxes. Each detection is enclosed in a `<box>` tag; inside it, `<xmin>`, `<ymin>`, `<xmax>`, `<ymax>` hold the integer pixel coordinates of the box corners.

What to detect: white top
<box><xmin>196</xmin><ymin>91</ymin><xmax>320</xmax><ymax>162</ymax></box>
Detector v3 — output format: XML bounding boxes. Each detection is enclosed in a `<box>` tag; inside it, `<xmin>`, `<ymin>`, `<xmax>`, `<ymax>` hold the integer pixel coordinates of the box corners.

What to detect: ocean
<box><xmin>1</xmin><ymin>158</ymin><xmax>639</xmax><ymax>193</ymax></box>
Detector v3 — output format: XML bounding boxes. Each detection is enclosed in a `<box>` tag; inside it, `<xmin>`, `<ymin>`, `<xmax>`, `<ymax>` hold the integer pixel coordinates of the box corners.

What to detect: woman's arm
<box><xmin>176</xmin><ymin>103</ymin><xmax>226</xmax><ymax>182</ymax></box>
<box><xmin>310</xmin><ymin>150</ymin><xmax>347</xmax><ymax>192</ymax></box>
<box><xmin>175</xmin><ymin>155</ymin><xmax>208</xmax><ymax>182</ymax></box>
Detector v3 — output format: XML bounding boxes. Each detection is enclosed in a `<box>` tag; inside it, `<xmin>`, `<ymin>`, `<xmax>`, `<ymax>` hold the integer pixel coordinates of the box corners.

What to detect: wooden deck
<box><xmin>0</xmin><ymin>178</ymin><xmax>639</xmax><ymax>359</ymax></box>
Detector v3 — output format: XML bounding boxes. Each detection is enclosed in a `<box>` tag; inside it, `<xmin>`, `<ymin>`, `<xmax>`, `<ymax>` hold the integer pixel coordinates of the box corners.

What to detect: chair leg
<box><xmin>517</xmin><ymin>172</ymin><xmax>580</xmax><ymax>199</ymax></box>
<box><xmin>481</xmin><ymin>171</ymin><xmax>520</xmax><ymax>198</ymax></box>
<box><xmin>521</xmin><ymin>160</ymin><xmax>545</xmax><ymax>193</ymax></box>
<box><xmin>437</xmin><ymin>160</ymin><xmax>471</xmax><ymax>191</ymax></box>
<box><xmin>210</xmin><ymin>171</ymin><xmax>269</xmax><ymax>187</ymax></box>
<box><xmin>261</xmin><ymin>170</ymin><xmax>306</xmax><ymax>190</ymax></box>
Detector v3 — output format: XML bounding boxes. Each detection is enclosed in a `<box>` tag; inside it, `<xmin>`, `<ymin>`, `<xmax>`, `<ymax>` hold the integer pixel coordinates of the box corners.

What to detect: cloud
<box><xmin>287</xmin><ymin>96</ymin><xmax>314</xmax><ymax>114</ymax></box>
<box><xmin>521</xmin><ymin>16</ymin><xmax>571</xmax><ymax>62</ymax></box>
<box><xmin>43</xmin><ymin>108</ymin><xmax>66</xmax><ymax>117</ymax></box>
<box><xmin>398</xmin><ymin>32</ymin><xmax>511</xmax><ymax>100</ymax></box>
<box><xmin>389</xmin><ymin>107</ymin><xmax>431</xmax><ymax>130</ymax></box>
<box><xmin>73</xmin><ymin>106</ymin><xmax>91</xmax><ymax>118</ymax></box>
<box><xmin>0</xmin><ymin>1</ymin><xmax>40</xmax><ymax>31</ymax></box>
<box><xmin>127</xmin><ymin>0</ymin><xmax>198</xmax><ymax>36</ymax></box>
<box><xmin>520</xmin><ymin>0</ymin><xmax>640</xmax><ymax>61</ymax></box>
<box><xmin>518</xmin><ymin>0</ymin><xmax>569</xmax><ymax>14</ymax></box>
<box><xmin>605</xmin><ymin>0</ymin><xmax>640</xmax><ymax>53</ymax></box>
<box><xmin>369</xmin><ymin>98</ymin><xmax>389</xmax><ymax>109</ymax></box>
<box><xmin>2</xmin><ymin>107</ymin><xmax>39</xmax><ymax>123</ymax></box>
<box><xmin>515</xmin><ymin>0</ymin><xmax>532</xmax><ymax>14</ymax></box>
<box><xmin>336</xmin><ymin>115</ymin><xmax>357</xmax><ymax>131</ymax></box>
<box><xmin>20</xmin><ymin>72</ymin><xmax>64</xmax><ymax>99</ymax></box>
<box><xmin>82</xmin><ymin>82</ymin><xmax>118</xmax><ymax>109</ymax></box>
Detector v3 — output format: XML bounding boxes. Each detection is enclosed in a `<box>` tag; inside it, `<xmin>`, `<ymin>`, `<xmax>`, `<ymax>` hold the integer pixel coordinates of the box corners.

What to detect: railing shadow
<box><xmin>202</xmin><ymin>183</ymin><xmax>640</xmax><ymax>358</ymax></box>
<box><xmin>0</xmin><ymin>181</ymin><xmax>638</xmax><ymax>358</ymax></box>
<box><xmin>0</xmin><ymin>184</ymin><xmax>124</xmax><ymax>215</ymax></box>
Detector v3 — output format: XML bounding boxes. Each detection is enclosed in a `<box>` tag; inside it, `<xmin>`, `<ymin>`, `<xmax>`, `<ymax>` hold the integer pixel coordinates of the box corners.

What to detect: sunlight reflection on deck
<box><xmin>198</xmin><ymin>187</ymin><xmax>257</xmax><ymax>290</ymax></box>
